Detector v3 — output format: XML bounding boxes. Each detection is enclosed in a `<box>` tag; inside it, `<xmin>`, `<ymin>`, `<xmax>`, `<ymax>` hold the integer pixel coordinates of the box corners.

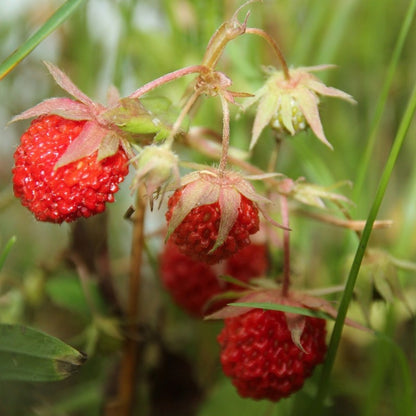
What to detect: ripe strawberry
<box><xmin>218</xmin><ymin>308</ymin><xmax>326</xmax><ymax>401</ymax></box>
<box><xmin>159</xmin><ymin>242</ymin><xmax>268</xmax><ymax>317</ymax></box>
<box><xmin>13</xmin><ymin>115</ymin><xmax>129</xmax><ymax>223</ymax></box>
<box><xmin>165</xmin><ymin>170</ymin><xmax>263</xmax><ymax>264</ymax></box>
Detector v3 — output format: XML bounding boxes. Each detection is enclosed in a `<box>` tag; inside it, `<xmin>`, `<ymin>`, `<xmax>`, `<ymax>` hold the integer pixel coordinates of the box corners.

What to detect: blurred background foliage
<box><xmin>0</xmin><ymin>0</ymin><xmax>415</xmax><ymax>415</ymax></box>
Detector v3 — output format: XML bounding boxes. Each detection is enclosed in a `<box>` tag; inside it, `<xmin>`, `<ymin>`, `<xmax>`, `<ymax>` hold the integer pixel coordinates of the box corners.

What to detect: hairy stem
<box><xmin>245</xmin><ymin>27</ymin><xmax>290</xmax><ymax>80</ymax></box>
<box><xmin>165</xmin><ymin>89</ymin><xmax>201</xmax><ymax>148</ymax></box>
<box><xmin>129</xmin><ymin>65</ymin><xmax>204</xmax><ymax>99</ymax></box>
<box><xmin>201</xmin><ymin>3</ymin><xmax>251</xmax><ymax>69</ymax></box>
<box><xmin>280</xmin><ymin>195</ymin><xmax>291</xmax><ymax>296</ymax></box>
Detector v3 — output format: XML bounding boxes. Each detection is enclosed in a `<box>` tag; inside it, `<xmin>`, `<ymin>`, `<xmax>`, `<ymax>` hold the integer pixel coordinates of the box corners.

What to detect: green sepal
<box><xmin>103</xmin><ymin>97</ymin><xmax>172</xmax><ymax>139</ymax></box>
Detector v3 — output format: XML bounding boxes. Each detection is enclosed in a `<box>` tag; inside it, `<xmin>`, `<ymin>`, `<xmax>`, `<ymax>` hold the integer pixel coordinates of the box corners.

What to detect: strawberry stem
<box><xmin>129</xmin><ymin>65</ymin><xmax>204</xmax><ymax>99</ymax></box>
<box><xmin>105</xmin><ymin>188</ymin><xmax>146</xmax><ymax>416</ymax></box>
<box><xmin>218</xmin><ymin>94</ymin><xmax>231</xmax><ymax>173</ymax></box>
<box><xmin>280</xmin><ymin>195</ymin><xmax>291</xmax><ymax>296</ymax></box>
<box><xmin>201</xmin><ymin>2</ymin><xmax>252</xmax><ymax>69</ymax></box>
<box><xmin>165</xmin><ymin>89</ymin><xmax>201</xmax><ymax>148</ymax></box>
<box><xmin>245</xmin><ymin>27</ymin><xmax>291</xmax><ymax>80</ymax></box>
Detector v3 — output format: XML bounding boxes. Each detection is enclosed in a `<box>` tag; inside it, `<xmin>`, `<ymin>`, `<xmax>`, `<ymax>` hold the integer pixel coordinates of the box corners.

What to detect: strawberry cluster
<box><xmin>159</xmin><ymin>241</ymin><xmax>268</xmax><ymax>317</ymax></box>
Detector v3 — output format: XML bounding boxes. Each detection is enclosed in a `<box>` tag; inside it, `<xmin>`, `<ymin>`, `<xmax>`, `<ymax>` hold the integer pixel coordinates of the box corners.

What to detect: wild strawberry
<box><xmin>159</xmin><ymin>242</ymin><xmax>268</xmax><ymax>317</ymax></box>
<box><xmin>224</xmin><ymin>242</ymin><xmax>268</xmax><ymax>282</ymax></box>
<box><xmin>12</xmin><ymin>115</ymin><xmax>129</xmax><ymax>223</ymax></box>
<box><xmin>10</xmin><ymin>62</ymin><xmax>134</xmax><ymax>223</ymax></box>
<box><xmin>165</xmin><ymin>168</ymin><xmax>274</xmax><ymax>264</ymax></box>
<box><xmin>218</xmin><ymin>308</ymin><xmax>326</xmax><ymax>401</ymax></box>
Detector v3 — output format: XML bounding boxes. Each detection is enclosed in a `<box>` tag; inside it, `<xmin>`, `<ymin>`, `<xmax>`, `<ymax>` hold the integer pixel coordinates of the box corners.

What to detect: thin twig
<box><xmin>105</xmin><ymin>188</ymin><xmax>146</xmax><ymax>416</ymax></box>
<box><xmin>218</xmin><ymin>94</ymin><xmax>231</xmax><ymax>173</ymax></box>
<box><xmin>129</xmin><ymin>65</ymin><xmax>204</xmax><ymax>99</ymax></box>
<box><xmin>165</xmin><ymin>89</ymin><xmax>201</xmax><ymax>148</ymax></box>
<box><xmin>245</xmin><ymin>27</ymin><xmax>290</xmax><ymax>79</ymax></box>
<box><xmin>280</xmin><ymin>195</ymin><xmax>291</xmax><ymax>297</ymax></box>
<box><xmin>293</xmin><ymin>208</ymin><xmax>393</xmax><ymax>231</ymax></box>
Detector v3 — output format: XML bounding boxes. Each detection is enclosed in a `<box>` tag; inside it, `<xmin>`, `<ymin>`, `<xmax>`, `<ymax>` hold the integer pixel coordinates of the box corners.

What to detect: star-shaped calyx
<box><xmin>165</xmin><ymin>166</ymin><xmax>281</xmax><ymax>264</ymax></box>
<box><xmin>207</xmin><ymin>286</ymin><xmax>369</xmax><ymax>349</ymax></box>
<box><xmin>10</xmin><ymin>61</ymin><xmax>133</xmax><ymax>167</ymax></box>
<box><xmin>243</xmin><ymin>65</ymin><xmax>356</xmax><ymax>150</ymax></box>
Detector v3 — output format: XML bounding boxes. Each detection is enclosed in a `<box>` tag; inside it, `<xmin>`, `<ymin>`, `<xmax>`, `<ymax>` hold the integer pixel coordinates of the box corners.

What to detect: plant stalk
<box><xmin>280</xmin><ymin>195</ymin><xmax>291</xmax><ymax>296</ymax></box>
<box><xmin>315</xmin><ymin>71</ymin><xmax>416</xmax><ymax>409</ymax></box>
<box><xmin>105</xmin><ymin>188</ymin><xmax>146</xmax><ymax>416</ymax></box>
<box><xmin>218</xmin><ymin>94</ymin><xmax>231</xmax><ymax>173</ymax></box>
<box><xmin>129</xmin><ymin>65</ymin><xmax>204</xmax><ymax>99</ymax></box>
<box><xmin>245</xmin><ymin>27</ymin><xmax>290</xmax><ymax>80</ymax></box>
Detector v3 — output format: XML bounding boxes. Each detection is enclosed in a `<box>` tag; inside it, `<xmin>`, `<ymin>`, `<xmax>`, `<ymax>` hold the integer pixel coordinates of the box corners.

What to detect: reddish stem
<box><xmin>280</xmin><ymin>195</ymin><xmax>291</xmax><ymax>296</ymax></box>
<box><xmin>245</xmin><ymin>27</ymin><xmax>290</xmax><ymax>80</ymax></box>
<box><xmin>165</xmin><ymin>89</ymin><xmax>201</xmax><ymax>147</ymax></box>
<box><xmin>129</xmin><ymin>65</ymin><xmax>204</xmax><ymax>98</ymax></box>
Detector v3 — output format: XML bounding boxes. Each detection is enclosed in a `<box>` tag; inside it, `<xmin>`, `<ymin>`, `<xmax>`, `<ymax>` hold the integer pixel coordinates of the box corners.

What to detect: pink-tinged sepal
<box><xmin>43</xmin><ymin>61</ymin><xmax>98</xmax><ymax>109</ymax></box>
<box><xmin>9</xmin><ymin>98</ymin><xmax>92</xmax><ymax>123</ymax></box>
<box><xmin>55</xmin><ymin>121</ymin><xmax>109</xmax><ymax>168</ymax></box>
<box><xmin>206</xmin><ymin>287</ymin><xmax>370</xmax><ymax>334</ymax></box>
<box><xmin>10</xmin><ymin>62</ymin><xmax>134</xmax><ymax>169</ymax></box>
<box><xmin>165</xmin><ymin>167</ymin><xmax>281</xmax><ymax>264</ymax></box>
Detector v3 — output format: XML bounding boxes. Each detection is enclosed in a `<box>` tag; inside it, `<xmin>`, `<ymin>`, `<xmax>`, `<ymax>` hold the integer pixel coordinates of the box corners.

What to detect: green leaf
<box><xmin>0</xmin><ymin>324</ymin><xmax>86</xmax><ymax>382</ymax></box>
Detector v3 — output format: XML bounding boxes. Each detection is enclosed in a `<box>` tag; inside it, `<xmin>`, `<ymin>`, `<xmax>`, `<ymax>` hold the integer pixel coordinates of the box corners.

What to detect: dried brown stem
<box><xmin>104</xmin><ymin>188</ymin><xmax>146</xmax><ymax>416</ymax></box>
<box><xmin>293</xmin><ymin>208</ymin><xmax>393</xmax><ymax>231</ymax></box>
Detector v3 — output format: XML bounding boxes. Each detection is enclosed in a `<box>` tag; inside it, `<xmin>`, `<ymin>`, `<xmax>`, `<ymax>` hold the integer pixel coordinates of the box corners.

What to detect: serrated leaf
<box><xmin>0</xmin><ymin>324</ymin><xmax>86</xmax><ymax>382</ymax></box>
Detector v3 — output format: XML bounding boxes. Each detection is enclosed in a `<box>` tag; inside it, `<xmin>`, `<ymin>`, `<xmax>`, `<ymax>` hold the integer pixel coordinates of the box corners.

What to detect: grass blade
<box><xmin>353</xmin><ymin>0</ymin><xmax>416</xmax><ymax>202</ymax></box>
<box><xmin>315</xmin><ymin>73</ymin><xmax>416</xmax><ymax>407</ymax></box>
<box><xmin>0</xmin><ymin>0</ymin><xmax>86</xmax><ymax>80</ymax></box>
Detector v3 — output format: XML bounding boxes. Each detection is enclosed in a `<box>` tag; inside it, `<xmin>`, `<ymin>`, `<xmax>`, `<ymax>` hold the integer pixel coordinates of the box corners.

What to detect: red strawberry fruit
<box><xmin>218</xmin><ymin>308</ymin><xmax>326</xmax><ymax>401</ymax></box>
<box><xmin>165</xmin><ymin>168</ymin><xmax>272</xmax><ymax>264</ymax></box>
<box><xmin>13</xmin><ymin>115</ymin><xmax>129</xmax><ymax>223</ymax></box>
<box><xmin>166</xmin><ymin>187</ymin><xmax>259</xmax><ymax>264</ymax></box>
<box><xmin>159</xmin><ymin>242</ymin><xmax>268</xmax><ymax>317</ymax></box>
